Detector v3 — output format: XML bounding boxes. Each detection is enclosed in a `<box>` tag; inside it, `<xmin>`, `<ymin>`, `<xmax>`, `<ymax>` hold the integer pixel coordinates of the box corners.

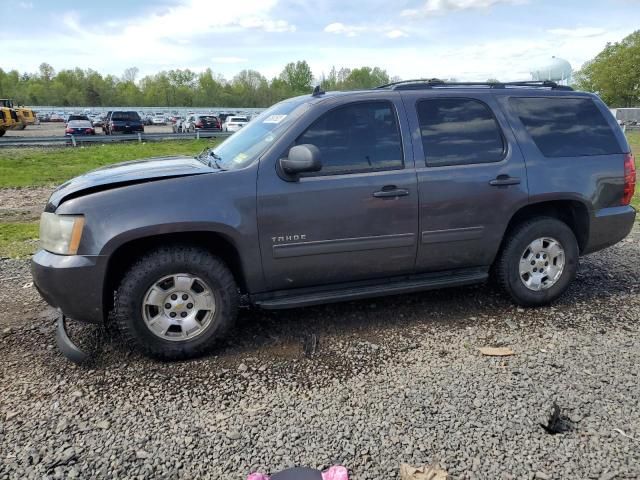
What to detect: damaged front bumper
<box><xmin>56</xmin><ymin>315</ymin><xmax>91</xmax><ymax>364</ymax></box>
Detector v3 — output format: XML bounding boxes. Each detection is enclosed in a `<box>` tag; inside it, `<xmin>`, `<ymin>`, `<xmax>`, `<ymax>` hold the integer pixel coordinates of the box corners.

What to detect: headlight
<box><xmin>39</xmin><ymin>213</ymin><xmax>85</xmax><ymax>255</ymax></box>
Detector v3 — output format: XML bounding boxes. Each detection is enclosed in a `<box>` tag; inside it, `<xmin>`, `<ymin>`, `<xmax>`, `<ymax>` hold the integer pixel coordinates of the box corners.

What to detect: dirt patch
<box><xmin>0</xmin><ymin>186</ymin><xmax>53</xmax><ymax>222</ymax></box>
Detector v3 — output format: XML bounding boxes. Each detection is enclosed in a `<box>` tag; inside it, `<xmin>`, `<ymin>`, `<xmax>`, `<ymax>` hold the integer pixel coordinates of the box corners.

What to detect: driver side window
<box><xmin>295</xmin><ymin>101</ymin><xmax>403</xmax><ymax>176</ymax></box>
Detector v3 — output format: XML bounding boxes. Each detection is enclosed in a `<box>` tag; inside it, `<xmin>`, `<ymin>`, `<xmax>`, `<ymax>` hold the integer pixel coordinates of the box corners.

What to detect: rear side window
<box><xmin>510</xmin><ymin>97</ymin><xmax>621</xmax><ymax>157</ymax></box>
<box><xmin>417</xmin><ymin>98</ymin><xmax>505</xmax><ymax>167</ymax></box>
<box><xmin>296</xmin><ymin>101</ymin><xmax>403</xmax><ymax>175</ymax></box>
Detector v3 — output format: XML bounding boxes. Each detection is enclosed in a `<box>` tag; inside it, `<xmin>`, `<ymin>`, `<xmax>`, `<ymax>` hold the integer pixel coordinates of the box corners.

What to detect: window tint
<box><xmin>510</xmin><ymin>97</ymin><xmax>621</xmax><ymax>157</ymax></box>
<box><xmin>111</xmin><ymin>111</ymin><xmax>140</xmax><ymax>121</ymax></box>
<box><xmin>417</xmin><ymin>98</ymin><xmax>505</xmax><ymax>167</ymax></box>
<box><xmin>296</xmin><ymin>101</ymin><xmax>403</xmax><ymax>175</ymax></box>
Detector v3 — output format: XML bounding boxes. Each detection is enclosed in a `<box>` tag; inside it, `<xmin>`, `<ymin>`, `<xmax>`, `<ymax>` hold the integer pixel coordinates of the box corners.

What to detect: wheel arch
<box><xmin>103</xmin><ymin>231</ymin><xmax>247</xmax><ymax>318</ymax></box>
<box><xmin>499</xmin><ymin>199</ymin><xmax>590</xmax><ymax>258</ymax></box>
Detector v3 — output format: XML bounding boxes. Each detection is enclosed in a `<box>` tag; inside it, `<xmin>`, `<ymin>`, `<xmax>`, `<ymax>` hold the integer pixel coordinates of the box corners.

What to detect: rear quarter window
<box><xmin>509</xmin><ymin>97</ymin><xmax>622</xmax><ymax>157</ymax></box>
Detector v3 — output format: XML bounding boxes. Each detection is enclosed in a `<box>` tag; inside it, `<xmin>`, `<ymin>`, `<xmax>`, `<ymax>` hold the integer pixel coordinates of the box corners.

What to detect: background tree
<box><xmin>574</xmin><ymin>30</ymin><xmax>640</xmax><ymax>107</ymax></box>
<box><xmin>279</xmin><ymin>61</ymin><xmax>314</xmax><ymax>95</ymax></box>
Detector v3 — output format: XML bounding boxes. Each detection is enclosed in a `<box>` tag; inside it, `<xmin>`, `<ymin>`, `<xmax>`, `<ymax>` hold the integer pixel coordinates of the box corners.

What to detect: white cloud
<box><xmin>324</xmin><ymin>23</ymin><xmax>407</xmax><ymax>39</ymax></box>
<box><xmin>386</xmin><ymin>29</ymin><xmax>408</xmax><ymax>39</ymax></box>
<box><xmin>324</xmin><ymin>22</ymin><xmax>363</xmax><ymax>37</ymax></box>
<box><xmin>402</xmin><ymin>0</ymin><xmax>524</xmax><ymax>17</ymax></box>
<box><xmin>211</xmin><ymin>56</ymin><xmax>248</xmax><ymax>64</ymax></box>
<box><xmin>547</xmin><ymin>27</ymin><xmax>606</xmax><ymax>38</ymax></box>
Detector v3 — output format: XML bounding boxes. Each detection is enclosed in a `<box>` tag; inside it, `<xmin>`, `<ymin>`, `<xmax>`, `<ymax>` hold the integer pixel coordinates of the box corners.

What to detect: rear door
<box><xmin>257</xmin><ymin>95</ymin><xmax>419</xmax><ymax>291</ymax></box>
<box><xmin>402</xmin><ymin>92</ymin><xmax>529</xmax><ymax>272</ymax></box>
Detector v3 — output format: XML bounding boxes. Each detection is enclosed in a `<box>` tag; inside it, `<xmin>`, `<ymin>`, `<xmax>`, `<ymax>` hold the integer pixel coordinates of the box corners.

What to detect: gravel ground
<box><xmin>1</xmin><ymin>227</ymin><xmax>639</xmax><ymax>479</ymax></box>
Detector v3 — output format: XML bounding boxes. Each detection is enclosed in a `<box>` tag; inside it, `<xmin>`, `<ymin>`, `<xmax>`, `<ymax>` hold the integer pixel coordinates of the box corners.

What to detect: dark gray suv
<box><xmin>32</xmin><ymin>80</ymin><xmax>637</xmax><ymax>360</ymax></box>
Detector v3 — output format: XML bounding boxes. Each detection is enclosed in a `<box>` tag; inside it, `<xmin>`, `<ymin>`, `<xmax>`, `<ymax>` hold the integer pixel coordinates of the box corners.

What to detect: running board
<box><xmin>252</xmin><ymin>268</ymin><xmax>488</xmax><ymax>310</ymax></box>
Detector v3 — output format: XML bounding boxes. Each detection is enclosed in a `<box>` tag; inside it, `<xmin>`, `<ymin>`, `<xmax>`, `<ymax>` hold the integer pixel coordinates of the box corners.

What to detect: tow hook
<box><xmin>56</xmin><ymin>315</ymin><xmax>91</xmax><ymax>364</ymax></box>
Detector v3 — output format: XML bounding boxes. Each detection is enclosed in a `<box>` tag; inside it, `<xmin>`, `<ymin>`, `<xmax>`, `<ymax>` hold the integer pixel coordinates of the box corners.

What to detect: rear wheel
<box><xmin>114</xmin><ymin>246</ymin><xmax>238</xmax><ymax>360</ymax></box>
<box><xmin>496</xmin><ymin>217</ymin><xmax>578</xmax><ymax>306</ymax></box>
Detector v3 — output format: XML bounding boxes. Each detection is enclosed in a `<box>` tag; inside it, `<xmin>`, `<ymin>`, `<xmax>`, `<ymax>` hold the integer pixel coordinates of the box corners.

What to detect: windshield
<box><xmin>229</xmin><ymin>117</ymin><xmax>248</xmax><ymax>123</ymax></box>
<box><xmin>200</xmin><ymin>98</ymin><xmax>308</xmax><ymax>171</ymax></box>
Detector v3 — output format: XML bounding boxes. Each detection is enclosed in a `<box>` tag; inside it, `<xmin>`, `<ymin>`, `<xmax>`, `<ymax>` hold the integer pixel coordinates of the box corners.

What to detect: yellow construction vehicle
<box><xmin>0</xmin><ymin>99</ymin><xmax>35</xmax><ymax>130</ymax></box>
<box><xmin>15</xmin><ymin>106</ymin><xmax>36</xmax><ymax>129</ymax></box>
<box><xmin>0</xmin><ymin>106</ymin><xmax>19</xmax><ymax>136</ymax></box>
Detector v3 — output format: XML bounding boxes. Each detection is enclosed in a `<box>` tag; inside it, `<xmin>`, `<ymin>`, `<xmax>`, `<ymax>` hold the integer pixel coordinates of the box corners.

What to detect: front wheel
<box><xmin>496</xmin><ymin>217</ymin><xmax>578</xmax><ymax>306</ymax></box>
<box><xmin>114</xmin><ymin>246</ymin><xmax>238</xmax><ymax>360</ymax></box>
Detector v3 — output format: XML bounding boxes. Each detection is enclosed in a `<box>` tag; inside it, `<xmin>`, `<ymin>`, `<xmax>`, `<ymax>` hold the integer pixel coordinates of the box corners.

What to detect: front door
<box><xmin>257</xmin><ymin>98</ymin><xmax>419</xmax><ymax>291</ymax></box>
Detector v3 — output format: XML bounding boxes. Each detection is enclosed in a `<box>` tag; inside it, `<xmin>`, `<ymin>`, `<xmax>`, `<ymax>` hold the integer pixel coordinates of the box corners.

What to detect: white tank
<box><xmin>530</xmin><ymin>57</ymin><xmax>572</xmax><ymax>84</ymax></box>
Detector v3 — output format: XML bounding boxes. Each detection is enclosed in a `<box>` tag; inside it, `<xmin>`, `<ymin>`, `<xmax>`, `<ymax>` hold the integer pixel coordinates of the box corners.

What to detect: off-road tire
<box><xmin>114</xmin><ymin>246</ymin><xmax>238</xmax><ymax>360</ymax></box>
<box><xmin>496</xmin><ymin>217</ymin><xmax>578</xmax><ymax>306</ymax></box>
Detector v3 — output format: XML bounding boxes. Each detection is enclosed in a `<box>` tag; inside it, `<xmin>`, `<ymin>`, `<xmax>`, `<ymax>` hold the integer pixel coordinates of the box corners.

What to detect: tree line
<box><xmin>0</xmin><ymin>60</ymin><xmax>394</xmax><ymax>108</ymax></box>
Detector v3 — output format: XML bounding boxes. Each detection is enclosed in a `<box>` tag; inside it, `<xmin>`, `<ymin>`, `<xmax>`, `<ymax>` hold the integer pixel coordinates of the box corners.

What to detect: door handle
<box><xmin>489</xmin><ymin>175</ymin><xmax>520</xmax><ymax>186</ymax></box>
<box><xmin>372</xmin><ymin>186</ymin><xmax>409</xmax><ymax>198</ymax></box>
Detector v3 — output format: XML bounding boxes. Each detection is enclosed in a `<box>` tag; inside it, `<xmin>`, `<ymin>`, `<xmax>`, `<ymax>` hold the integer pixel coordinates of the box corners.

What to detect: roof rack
<box><xmin>375</xmin><ymin>78</ymin><xmax>573</xmax><ymax>91</ymax></box>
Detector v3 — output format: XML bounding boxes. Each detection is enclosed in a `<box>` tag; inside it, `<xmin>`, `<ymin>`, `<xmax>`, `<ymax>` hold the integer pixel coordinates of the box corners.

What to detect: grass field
<box><xmin>626</xmin><ymin>130</ymin><xmax>639</xmax><ymax>211</ymax></box>
<box><xmin>0</xmin><ymin>133</ymin><xmax>638</xmax><ymax>258</ymax></box>
<box><xmin>0</xmin><ymin>139</ymin><xmax>218</xmax><ymax>188</ymax></box>
<box><xmin>0</xmin><ymin>139</ymin><xmax>219</xmax><ymax>257</ymax></box>
<box><xmin>0</xmin><ymin>222</ymin><xmax>40</xmax><ymax>258</ymax></box>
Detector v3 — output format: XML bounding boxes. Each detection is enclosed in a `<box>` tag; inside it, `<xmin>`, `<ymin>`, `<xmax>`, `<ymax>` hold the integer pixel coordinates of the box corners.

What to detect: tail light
<box><xmin>85</xmin><ymin>128</ymin><xmax>93</xmax><ymax>134</ymax></box>
<box><xmin>623</xmin><ymin>153</ymin><xmax>636</xmax><ymax>206</ymax></box>
<box><xmin>65</xmin><ymin>128</ymin><xmax>73</xmax><ymax>134</ymax></box>
<box><xmin>195</xmin><ymin>121</ymin><xmax>203</xmax><ymax>128</ymax></box>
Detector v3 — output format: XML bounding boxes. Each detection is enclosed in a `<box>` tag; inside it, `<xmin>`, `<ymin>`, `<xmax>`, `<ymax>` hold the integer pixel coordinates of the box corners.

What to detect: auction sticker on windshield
<box><xmin>263</xmin><ymin>114</ymin><xmax>287</xmax><ymax>124</ymax></box>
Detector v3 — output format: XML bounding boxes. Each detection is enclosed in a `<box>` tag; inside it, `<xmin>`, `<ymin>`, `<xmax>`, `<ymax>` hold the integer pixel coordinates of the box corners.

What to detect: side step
<box><xmin>253</xmin><ymin>268</ymin><xmax>488</xmax><ymax>310</ymax></box>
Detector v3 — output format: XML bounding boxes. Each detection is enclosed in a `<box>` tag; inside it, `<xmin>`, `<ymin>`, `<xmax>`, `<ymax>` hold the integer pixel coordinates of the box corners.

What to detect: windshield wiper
<box><xmin>196</xmin><ymin>147</ymin><xmax>225</xmax><ymax>170</ymax></box>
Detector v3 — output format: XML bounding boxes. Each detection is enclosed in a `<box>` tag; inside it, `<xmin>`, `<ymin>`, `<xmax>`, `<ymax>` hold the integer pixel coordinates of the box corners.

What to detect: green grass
<box><xmin>0</xmin><ymin>222</ymin><xmax>39</xmax><ymax>258</ymax></box>
<box><xmin>626</xmin><ymin>130</ymin><xmax>640</xmax><ymax>211</ymax></box>
<box><xmin>0</xmin><ymin>139</ymin><xmax>218</xmax><ymax>188</ymax></box>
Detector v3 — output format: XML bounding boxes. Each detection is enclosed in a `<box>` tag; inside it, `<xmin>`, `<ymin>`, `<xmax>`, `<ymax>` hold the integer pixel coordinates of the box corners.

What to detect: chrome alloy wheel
<box><xmin>141</xmin><ymin>274</ymin><xmax>216</xmax><ymax>341</ymax></box>
<box><xmin>519</xmin><ymin>237</ymin><xmax>565</xmax><ymax>291</ymax></box>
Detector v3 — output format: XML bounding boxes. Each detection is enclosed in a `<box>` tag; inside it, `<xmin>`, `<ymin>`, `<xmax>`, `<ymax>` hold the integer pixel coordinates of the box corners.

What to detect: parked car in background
<box><xmin>152</xmin><ymin>113</ymin><xmax>166</xmax><ymax>125</ymax></box>
<box><xmin>49</xmin><ymin>113</ymin><xmax>64</xmax><ymax>122</ymax></box>
<box><xmin>90</xmin><ymin>115</ymin><xmax>104</xmax><ymax>128</ymax></box>
<box><xmin>66</xmin><ymin>114</ymin><xmax>91</xmax><ymax>125</ymax></box>
<box><xmin>64</xmin><ymin>120</ymin><xmax>96</xmax><ymax>136</ymax></box>
<box><xmin>217</xmin><ymin>112</ymin><xmax>234</xmax><ymax>124</ymax></box>
<box><xmin>183</xmin><ymin>114</ymin><xmax>222</xmax><ymax>132</ymax></box>
<box><xmin>103</xmin><ymin>111</ymin><xmax>144</xmax><ymax>135</ymax></box>
<box><xmin>172</xmin><ymin>117</ymin><xmax>185</xmax><ymax>133</ymax></box>
<box><xmin>223</xmin><ymin>116</ymin><xmax>248</xmax><ymax>132</ymax></box>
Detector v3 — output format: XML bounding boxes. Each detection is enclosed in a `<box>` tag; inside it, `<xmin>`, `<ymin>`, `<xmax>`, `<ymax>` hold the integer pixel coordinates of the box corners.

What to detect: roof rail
<box><xmin>375</xmin><ymin>79</ymin><xmax>573</xmax><ymax>91</ymax></box>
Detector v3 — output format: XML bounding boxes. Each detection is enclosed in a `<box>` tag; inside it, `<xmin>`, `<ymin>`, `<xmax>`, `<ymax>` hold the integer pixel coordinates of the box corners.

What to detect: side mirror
<box><xmin>279</xmin><ymin>144</ymin><xmax>322</xmax><ymax>178</ymax></box>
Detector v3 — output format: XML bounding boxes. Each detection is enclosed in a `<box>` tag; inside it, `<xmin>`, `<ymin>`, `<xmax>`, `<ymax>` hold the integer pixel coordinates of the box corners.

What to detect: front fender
<box><xmin>55</xmin><ymin>165</ymin><xmax>264</xmax><ymax>292</ymax></box>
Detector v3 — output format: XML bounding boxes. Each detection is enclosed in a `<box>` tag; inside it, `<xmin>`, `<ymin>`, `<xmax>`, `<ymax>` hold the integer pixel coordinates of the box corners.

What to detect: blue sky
<box><xmin>1</xmin><ymin>0</ymin><xmax>638</xmax><ymax>81</ymax></box>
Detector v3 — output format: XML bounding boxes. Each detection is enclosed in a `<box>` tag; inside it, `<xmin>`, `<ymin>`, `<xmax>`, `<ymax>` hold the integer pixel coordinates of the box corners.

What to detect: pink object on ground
<box><xmin>322</xmin><ymin>466</ymin><xmax>349</xmax><ymax>480</ymax></box>
<box><xmin>247</xmin><ymin>466</ymin><xmax>348</xmax><ymax>480</ymax></box>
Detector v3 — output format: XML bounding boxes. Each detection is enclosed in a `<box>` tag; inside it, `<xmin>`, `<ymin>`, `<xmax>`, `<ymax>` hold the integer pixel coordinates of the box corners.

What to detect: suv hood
<box><xmin>47</xmin><ymin>156</ymin><xmax>216</xmax><ymax>210</ymax></box>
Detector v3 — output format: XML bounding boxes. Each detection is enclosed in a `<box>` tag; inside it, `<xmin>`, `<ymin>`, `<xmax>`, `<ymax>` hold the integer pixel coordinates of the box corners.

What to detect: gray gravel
<box><xmin>1</xmin><ymin>227</ymin><xmax>639</xmax><ymax>479</ymax></box>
